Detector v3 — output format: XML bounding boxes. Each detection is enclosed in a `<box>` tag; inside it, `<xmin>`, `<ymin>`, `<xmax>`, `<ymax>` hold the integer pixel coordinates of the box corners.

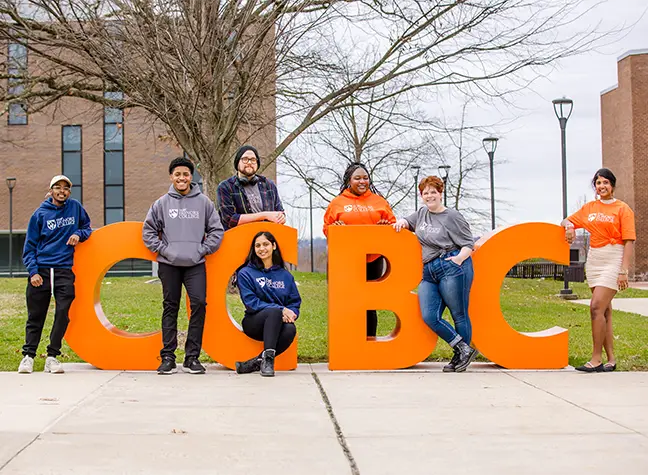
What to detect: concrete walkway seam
<box><xmin>311</xmin><ymin>373</ymin><xmax>360</xmax><ymax>475</ymax></box>
<box><xmin>502</xmin><ymin>371</ymin><xmax>648</xmax><ymax>439</ymax></box>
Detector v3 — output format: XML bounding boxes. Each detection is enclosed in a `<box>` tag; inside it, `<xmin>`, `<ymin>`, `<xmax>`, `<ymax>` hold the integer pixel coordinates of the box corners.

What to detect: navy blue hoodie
<box><xmin>237</xmin><ymin>263</ymin><xmax>301</xmax><ymax>317</ymax></box>
<box><xmin>22</xmin><ymin>198</ymin><xmax>92</xmax><ymax>277</ymax></box>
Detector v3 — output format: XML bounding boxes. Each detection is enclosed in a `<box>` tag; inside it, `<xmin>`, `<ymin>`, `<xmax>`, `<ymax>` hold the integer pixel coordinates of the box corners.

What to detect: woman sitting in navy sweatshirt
<box><xmin>235</xmin><ymin>231</ymin><xmax>301</xmax><ymax>377</ymax></box>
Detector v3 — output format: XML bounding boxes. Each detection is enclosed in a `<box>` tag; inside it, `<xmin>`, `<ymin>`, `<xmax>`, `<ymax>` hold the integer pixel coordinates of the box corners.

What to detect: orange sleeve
<box><xmin>382</xmin><ymin>199</ymin><xmax>396</xmax><ymax>223</ymax></box>
<box><xmin>323</xmin><ymin>201</ymin><xmax>337</xmax><ymax>238</ymax></box>
<box><xmin>620</xmin><ymin>204</ymin><xmax>636</xmax><ymax>241</ymax></box>
<box><xmin>567</xmin><ymin>203</ymin><xmax>589</xmax><ymax>230</ymax></box>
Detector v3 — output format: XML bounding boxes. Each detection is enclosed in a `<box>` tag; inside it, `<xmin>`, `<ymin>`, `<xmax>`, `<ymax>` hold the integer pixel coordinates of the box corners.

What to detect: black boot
<box><xmin>235</xmin><ymin>354</ymin><xmax>262</xmax><ymax>374</ymax></box>
<box><xmin>260</xmin><ymin>349</ymin><xmax>276</xmax><ymax>377</ymax></box>
<box><xmin>454</xmin><ymin>341</ymin><xmax>477</xmax><ymax>373</ymax></box>
<box><xmin>443</xmin><ymin>348</ymin><xmax>461</xmax><ymax>373</ymax></box>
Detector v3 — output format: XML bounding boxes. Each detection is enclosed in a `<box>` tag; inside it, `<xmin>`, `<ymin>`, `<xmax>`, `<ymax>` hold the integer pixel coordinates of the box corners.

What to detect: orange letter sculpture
<box><xmin>66</xmin><ymin>222</ymin><xmax>297</xmax><ymax>370</ymax></box>
<box><xmin>469</xmin><ymin>223</ymin><xmax>569</xmax><ymax>369</ymax></box>
<box><xmin>327</xmin><ymin>225</ymin><xmax>438</xmax><ymax>370</ymax></box>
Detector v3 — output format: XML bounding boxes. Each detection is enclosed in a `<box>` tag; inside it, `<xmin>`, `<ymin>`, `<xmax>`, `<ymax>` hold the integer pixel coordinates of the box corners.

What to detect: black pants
<box><xmin>242</xmin><ymin>307</ymin><xmax>296</xmax><ymax>356</ymax></box>
<box><xmin>366</xmin><ymin>257</ymin><xmax>387</xmax><ymax>337</ymax></box>
<box><xmin>22</xmin><ymin>268</ymin><xmax>75</xmax><ymax>358</ymax></box>
<box><xmin>158</xmin><ymin>262</ymin><xmax>207</xmax><ymax>361</ymax></box>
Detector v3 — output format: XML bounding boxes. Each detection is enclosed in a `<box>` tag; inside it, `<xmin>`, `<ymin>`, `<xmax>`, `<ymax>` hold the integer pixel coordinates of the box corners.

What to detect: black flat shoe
<box><xmin>603</xmin><ymin>363</ymin><xmax>617</xmax><ymax>372</ymax></box>
<box><xmin>575</xmin><ymin>362</ymin><xmax>604</xmax><ymax>373</ymax></box>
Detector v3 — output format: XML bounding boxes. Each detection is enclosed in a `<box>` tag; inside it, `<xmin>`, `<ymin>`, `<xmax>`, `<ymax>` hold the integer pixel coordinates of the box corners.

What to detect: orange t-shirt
<box><xmin>567</xmin><ymin>200</ymin><xmax>636</xmax><ymax>248</ymax></box>
<box><xmin>323</xmin><ymin>189</ymin><xmax>396</xmax><ymax>261</ymax></box>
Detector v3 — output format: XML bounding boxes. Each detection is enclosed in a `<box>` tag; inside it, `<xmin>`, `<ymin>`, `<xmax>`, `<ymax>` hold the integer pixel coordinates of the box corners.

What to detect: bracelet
<box><xmin>619</xmin><ymin>270</ymin><xmax>628</xmax><ymax>276</ymax></box>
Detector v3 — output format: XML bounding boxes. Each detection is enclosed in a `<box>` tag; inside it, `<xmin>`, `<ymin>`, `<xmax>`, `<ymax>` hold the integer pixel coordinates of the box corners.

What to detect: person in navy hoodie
<box><xmin>235</xmin><ymin>231</ymin><xmax>301</xmax><ymax>377</ymax></box>
<box><xmin>18</xmin><ymin>175</ymin><xmax>92</xmax><ymax>374</ymax></box>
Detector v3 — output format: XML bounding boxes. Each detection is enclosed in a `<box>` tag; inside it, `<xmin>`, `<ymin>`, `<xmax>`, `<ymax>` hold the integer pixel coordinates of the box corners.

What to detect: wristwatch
<box><xmin>619</xmin><ymin>269</ymin><xmax>629</xmax><ymax>276</ymax></box>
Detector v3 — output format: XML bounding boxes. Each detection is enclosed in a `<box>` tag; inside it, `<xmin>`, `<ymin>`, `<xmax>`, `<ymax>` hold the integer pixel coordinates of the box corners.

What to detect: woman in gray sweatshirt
<box><xmin>393</xmin><ymin>176</ymin><xmax>477</xmax><ymax>373</ymax></box>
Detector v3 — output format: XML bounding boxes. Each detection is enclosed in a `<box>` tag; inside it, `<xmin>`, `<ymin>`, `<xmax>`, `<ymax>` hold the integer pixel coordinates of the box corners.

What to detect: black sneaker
<box><xmin>157</xmin><ymin>357</ymin><xmax>177</xmax><ymax>375</ymax></box>
<box><xmin>182</xmin><ymin>358</ymin><xmax>206</xmax><ymax>374</ymax></box>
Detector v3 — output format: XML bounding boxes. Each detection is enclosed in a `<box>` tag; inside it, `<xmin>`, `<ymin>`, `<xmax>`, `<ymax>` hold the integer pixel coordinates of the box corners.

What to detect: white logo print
<box><xmin>256</xmin><ymin>277</ymin><xmax>266</xmax><ymax>288</ymax></box>
<box><xmin>344</xmin><ymin>205</ymin><xmax>353</xmax><ymax>212</ymax></box>
<box><xmin>47</xmin><ymin>220</ymin><xmax>56</xmax><ymax>230</ymax></box>
<box><xmin>588</xmin><ymin>213</ymin><xmax>597</xmax><ymax>222</ymax></box>
<box><xmin>169</xmin><ymin>209</ymin><xmax>178</xmax><ymax>219</ymax></box>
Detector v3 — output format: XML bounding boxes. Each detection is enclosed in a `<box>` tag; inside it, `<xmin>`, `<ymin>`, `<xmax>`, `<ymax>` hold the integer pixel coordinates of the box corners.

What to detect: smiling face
<box><xmin>254</xmin><ymin>234</ymin><xmax>276</xmax><ymax>265</ymax></box>
<box><xmin>421</xmin><ymin>185</ymin><xmax>443</xmax><ymax>210</ymax></box>
<box><xmin>348</xmin><ymin>168</ymin><xmax>370</xmax><ymax>196</ymax></box>
<box><xmin>50</xmin><ymin>180</ymin><xmax>71</xmax><ymax>205</ymax></box>
<box><xmin>238</xmin><ymin>151</ymin><xmax>259</xmax><ymax>178</ymax></box>
<box><xmin>170</xmin><ymin>166</ymin><xmax>192</xmax><ymax>195</ymax></box>
<box><xmin>595</xmin><ymin>175</ymin><xmax>614</xmax><ymax>200</ymax></box>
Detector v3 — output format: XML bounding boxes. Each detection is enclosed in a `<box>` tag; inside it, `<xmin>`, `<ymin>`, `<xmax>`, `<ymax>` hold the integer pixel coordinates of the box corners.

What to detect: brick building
<box><xmin>0</xmin><ymin>44</ymin><xmax>276</xmax><ymax>276</ymax></box>
<box><xmin>601</xmin><ymin>49</ymin><xmax>648</xmax><ymax>279</ymax></box>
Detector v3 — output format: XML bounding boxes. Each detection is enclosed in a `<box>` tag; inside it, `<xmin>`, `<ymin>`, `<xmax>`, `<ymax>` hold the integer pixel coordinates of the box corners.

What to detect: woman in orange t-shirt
<box><xmin>562</xmin><ymin>168</ymin><xmax>636</xmax><ymax>373</ymax></box>
<box><xmin>323</xmin><ymin>162</ymin><xmax>396</xmax><ymax>337</ymax></box>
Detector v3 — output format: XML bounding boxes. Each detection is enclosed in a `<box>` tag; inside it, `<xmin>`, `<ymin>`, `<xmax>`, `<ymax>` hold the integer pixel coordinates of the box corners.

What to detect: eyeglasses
<box><xmin>52</xmin><ymin>186</ymin><xmax>71</xmax><ymax>192</ymax></box>
<box><xmin>240</xmin><ymin>157</ymin><xmax>257</xmax><ymax>164</ymax></box>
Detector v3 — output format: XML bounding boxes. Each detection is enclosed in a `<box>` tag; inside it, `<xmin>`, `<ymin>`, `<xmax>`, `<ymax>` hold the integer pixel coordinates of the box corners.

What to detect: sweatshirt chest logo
<box><xmin>168</xmin><ymin>208</ymin><xmax>200</xmax><ymax>219</ymax></box>
<box><xmin>256</xmin><ymin>277</ymin><xmax>266</xmax><ymax>288</ymax></box>
<box><xmin>46</xmin><ymin>216</ymin><xmax>75</xmax><ymax>231</ymax></box>
<box><xmin>588</xmin><ymin>212</ymin><xmax>615</xmax><ymax>223</ymax></box>
<box><xmin>256</xmin><ymin>277</ymin><xmax>285</xmax><ymax>289</ymax></box>
<box><xmin>343</xmin><ymin>204</ymin><xmax>374</xmax><ymax>213</ymax></box>
<box><xmin>418</xmin><ymin>222</ymin><xmax>441</xmax><ymax>234</ymax></box>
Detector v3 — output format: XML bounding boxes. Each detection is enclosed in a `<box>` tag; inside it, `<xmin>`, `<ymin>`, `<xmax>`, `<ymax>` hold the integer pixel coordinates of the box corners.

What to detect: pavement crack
<box><xmin>503</xmin><ymin>371</ymin><xmax>648</xmax><ymax>439</ymax></box>
<box><xmin>311</xmin><ymin>373</ymin><xmax>360</xmax><ymax>475</ymax></box>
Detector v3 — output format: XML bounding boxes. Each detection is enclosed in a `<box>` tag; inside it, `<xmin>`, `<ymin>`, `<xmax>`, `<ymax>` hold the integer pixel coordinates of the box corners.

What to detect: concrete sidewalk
<box><xmin>1</xmin><ymin>363</ymin><xmax>647</xmax><ymax>475</ymax></box>
<box><xmin>573</xmin><ymin>298</ymin><xmax>648</xmax><ymax>317</ymax></box>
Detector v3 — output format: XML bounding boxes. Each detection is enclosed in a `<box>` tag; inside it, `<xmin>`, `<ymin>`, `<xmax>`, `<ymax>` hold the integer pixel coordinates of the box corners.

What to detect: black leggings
<box><xmin>366</xmin><ymin>257</ymin><xmax>387</xmax><ymax>337</ymax></box>
<box><xmin>242</xmin><ymin>307</ymin><xmax>297</xmax><ymax>356</ymax></box>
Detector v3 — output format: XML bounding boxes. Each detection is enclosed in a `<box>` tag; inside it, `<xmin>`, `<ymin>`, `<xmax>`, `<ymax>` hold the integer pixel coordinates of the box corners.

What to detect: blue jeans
<box><xmin>418</xmin><ymin>250</ymin><xmax>474</xmax><ymax>347</ymax></box>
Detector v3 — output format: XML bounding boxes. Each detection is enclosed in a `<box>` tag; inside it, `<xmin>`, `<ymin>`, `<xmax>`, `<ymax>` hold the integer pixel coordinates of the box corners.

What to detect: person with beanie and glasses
<box><xmin>216</xmin><ymin>145</ymin><xmax>285</xmax><ymax>231</ymax></box>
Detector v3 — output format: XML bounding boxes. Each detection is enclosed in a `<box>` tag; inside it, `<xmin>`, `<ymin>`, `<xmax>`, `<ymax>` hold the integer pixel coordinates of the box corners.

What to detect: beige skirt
<box><xmin>586</xmin><ymin>244</ymin><xmax>624</xmax><ymax>291</ymax></box>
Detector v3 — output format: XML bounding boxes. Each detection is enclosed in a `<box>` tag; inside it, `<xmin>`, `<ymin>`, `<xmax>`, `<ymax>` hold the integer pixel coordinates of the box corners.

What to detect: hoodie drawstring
<box><xmin>50</xmin><ymin>268</ymin><xmax>55</xmax><ymax>297</ymax></box>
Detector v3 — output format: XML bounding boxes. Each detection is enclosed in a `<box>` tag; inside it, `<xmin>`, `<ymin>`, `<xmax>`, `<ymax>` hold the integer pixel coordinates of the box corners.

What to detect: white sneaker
<box><xmin>18</xmin><ymin>355</ymin><xmax>34</xmax><ymax>374</ymax></box>
<box><xmin>44</xmin><ymin>357</ymin><xmax>64</xmax><ymax>374</ymax></box>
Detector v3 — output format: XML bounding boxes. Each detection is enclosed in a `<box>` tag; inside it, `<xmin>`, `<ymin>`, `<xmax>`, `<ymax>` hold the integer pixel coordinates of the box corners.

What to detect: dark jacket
<box><xmin>216</xmin><ymin>175</ymin><xmax>284</xmax><ymax>230</ymax></box>
<box><xmin>22</xmin><ymin>198</ymin><xmax>92</xmax><ymax>277</ymax></box>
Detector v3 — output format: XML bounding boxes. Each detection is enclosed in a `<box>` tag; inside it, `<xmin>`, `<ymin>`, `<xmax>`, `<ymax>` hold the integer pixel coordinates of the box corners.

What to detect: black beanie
<box><xmin>234</xmin><ymin>145</ymin><xmax>260</xmax><ymax>170</ymax></box>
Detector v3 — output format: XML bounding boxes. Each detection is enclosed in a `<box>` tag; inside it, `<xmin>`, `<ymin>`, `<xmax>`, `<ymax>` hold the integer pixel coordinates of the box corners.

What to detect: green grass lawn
<box><xmin>1</xmin><ymin>274</ymin><xmax>648</xmax><ymax>371</ymax></box>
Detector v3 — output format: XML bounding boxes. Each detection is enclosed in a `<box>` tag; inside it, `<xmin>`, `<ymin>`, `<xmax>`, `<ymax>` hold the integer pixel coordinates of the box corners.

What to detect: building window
<box><xmin>62</xmin><ymin>125</ymin><xmax>83</xmax><ymax>202</ymax></box>
<box><xmin>104</xmin><ymin>91</ymin><xmax>124</xmax><ymax>225</ymax></box>
<box><xmin>7</xmin><ymin>42</ymin><xmax>28</xmax><ymax>125</ymax></box>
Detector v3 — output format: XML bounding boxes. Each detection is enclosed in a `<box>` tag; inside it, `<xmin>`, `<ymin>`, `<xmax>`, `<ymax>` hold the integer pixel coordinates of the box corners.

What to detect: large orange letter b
<box><xmin>328</xmin><ymin>226</ymin><xmax>437</xmax><ymax>370</ymax></box>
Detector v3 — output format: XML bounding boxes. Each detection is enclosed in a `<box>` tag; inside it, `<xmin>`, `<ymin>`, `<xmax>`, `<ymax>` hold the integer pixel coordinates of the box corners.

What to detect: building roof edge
<box><xmin>618</xmin><ymin>49</ymin><xmax>648</xmax><ymax>61</ymax></box>
<box><xmin>600</xmin><ymin>84</ymin><xmax>618</xmax><ymax>96</ymax></box>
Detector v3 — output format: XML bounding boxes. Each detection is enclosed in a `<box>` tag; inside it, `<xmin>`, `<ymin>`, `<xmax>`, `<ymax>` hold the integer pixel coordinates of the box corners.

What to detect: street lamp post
<box><xmin>6</xmin><ymin>177</ymin><xmax>16</xmax><ymax>278</ymax></box>
<box><xmin>553</xmin><ymin>97</ymin><xmax>574</xmax><ymax>297</ymax></box>
<box><xmin>411</xmin><ymin>165</ymin><xmax>421</xmax><ymax>209</ymax></box>
<box><xmin>438</xmin><ymin>165</ymin><xmax>451</xmax><ymax>206</ymax></box>
<box><xmin>306</xmin><ymin>178</ymin><xmax>315</xmax><ymax>273</ymax></box>
<box><xmin>482</xmin><ymin>137</ymin><xmax>499</xmax><ymax>230</ymax></box>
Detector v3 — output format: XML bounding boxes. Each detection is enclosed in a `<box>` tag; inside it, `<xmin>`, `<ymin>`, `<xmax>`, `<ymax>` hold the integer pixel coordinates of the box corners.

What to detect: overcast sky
<box><xmin>278</xmin><ymin>0</ymin><xmax>648</xmax><ymax>238</ymax></box>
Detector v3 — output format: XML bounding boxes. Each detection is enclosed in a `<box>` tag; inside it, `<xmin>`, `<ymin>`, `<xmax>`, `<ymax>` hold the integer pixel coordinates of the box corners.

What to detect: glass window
<box><xmin>8</xmin><ymin>103</ymin><xmax>27</xmax><ymax>125</ymax></box>
<box><xmin>105</xmin><ymin>151</ymin><xmax>123</xmax><ymax>185</ymax></box>
<box><xmin>105</xmin><ymin>208</ymin><xmax>124</xmax><ymax>225</ymax></box>
<box><xmin>104</xmin><ymin>107</ymin><xmax>123</xmax><ymax>124</ymax></box>
<box><xmin>63</xmin><ymin>126</ymin><xmax>82</xmax><ymax>151</ymax></box>
<box><xmin>105</xmin><ymin>185</ymin><xmax>124</xmax><ymax>208</ymax></box>
<box><xmin>63</xmin><ymin>152</ymin><xmax>82</xmax><ymax>184</ymax></box>
<box><xmin>104</xmin><ymin>123</ymin><xmax>123</xmax><ymax>151</ymax></box>
<box><xmin>8</xmin><ymin>43</ymin><xmax>27</xmax><ymax>71</ymax></box>
<box><xmin>70</xmin><ymin>186</ymin><xmax>82</xmax><ymax>202</ymax></box>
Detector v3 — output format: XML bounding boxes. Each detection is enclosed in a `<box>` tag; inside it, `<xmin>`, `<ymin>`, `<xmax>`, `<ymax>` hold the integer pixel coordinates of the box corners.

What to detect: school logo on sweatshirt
<box><xmin>343</xmin><ymin>204</ymin><xmax>375</xmax><ymax>213</ymax></box>
<box><xmin>256</xmin><ymin>277</ymin><xmax>266</xmax><ymax>288</ymax></box>
<box><xmin>169</xmin><ymin>208</ymin><xmax>200</xmax><ymax>219</ymax></box>
<box><xmin>588</xmin><ymin>212</ymin><xmax>614</xmax><ymax>223</ymax></box>
<box><xmin>255</xmin><ymin>277</ymin><xmax>285</xmax><ymax>289</ymax></box>
<box><xmin>46</xmin><ymin>217</ymin><xmax>75</xmax><ymax>231</ymax></box>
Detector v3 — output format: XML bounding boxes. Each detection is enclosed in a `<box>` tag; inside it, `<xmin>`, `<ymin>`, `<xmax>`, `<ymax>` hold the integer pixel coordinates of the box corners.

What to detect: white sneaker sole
<box><xmin>18</xmin><ymin>368</ymin><xmax>32</xmax><ymax>374</ymax></box>
<box><xmin>181</xmin><ymin>366</ymin><xmax>205</xmax><ymax>374</ymax></box>
<box><xmin>157</xmin><ymin>368</ymin><xmax>177</xmax><ymax>375</ymax></box>
<box><xmin>44</xmin><ymin>367</ymin><xmax>65</xmax><ymax>374</ymax></box>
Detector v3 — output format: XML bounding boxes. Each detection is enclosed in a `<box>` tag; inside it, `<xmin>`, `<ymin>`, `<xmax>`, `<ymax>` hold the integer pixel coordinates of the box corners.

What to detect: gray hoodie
<box><xmin>143</xmin><ymin>184</ymin><xmax>224</xmax><ymax>267</ymax></box>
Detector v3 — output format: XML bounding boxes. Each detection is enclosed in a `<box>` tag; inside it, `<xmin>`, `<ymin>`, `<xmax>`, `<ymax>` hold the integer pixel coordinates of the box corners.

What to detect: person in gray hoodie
<box><xmin>143</xmin><ymin>156</ymin><xmax>224</xmax><ymax>375</ymax></box>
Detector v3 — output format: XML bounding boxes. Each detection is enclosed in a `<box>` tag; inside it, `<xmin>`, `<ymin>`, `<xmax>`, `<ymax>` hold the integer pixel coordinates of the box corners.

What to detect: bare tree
<box><xmin>0</xmin><ymin>0</ymin><xmax>608</xmax><ymax>198</ymax></box>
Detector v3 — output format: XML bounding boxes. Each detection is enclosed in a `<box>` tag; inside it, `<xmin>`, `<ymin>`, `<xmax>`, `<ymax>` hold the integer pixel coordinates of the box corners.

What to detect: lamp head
<box><xmin>482</xmin><ymin>137</ymin><xmax>499</xmax><ymax>154</ymax></box>
<box><xmin>6</xmin><ymin>177</ymin><xmax>16</xmax><ymax>190</ymax></box>
<box><xmin>552</xmin><ymin>97</ymin><xmax>574</xmax><ymax>121</ymax></box>
<box><xmin>437</xmin><ymin>165</ymin><xmax>451</xmax><ymax>179</ymax></box>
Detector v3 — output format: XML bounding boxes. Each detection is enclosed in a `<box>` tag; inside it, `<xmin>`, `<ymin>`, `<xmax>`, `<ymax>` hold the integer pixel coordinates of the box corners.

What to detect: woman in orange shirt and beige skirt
<box><xmin>562</xmin><ymin>168</ymin><xmax>636</xmax><ymax>372</ymax></box>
